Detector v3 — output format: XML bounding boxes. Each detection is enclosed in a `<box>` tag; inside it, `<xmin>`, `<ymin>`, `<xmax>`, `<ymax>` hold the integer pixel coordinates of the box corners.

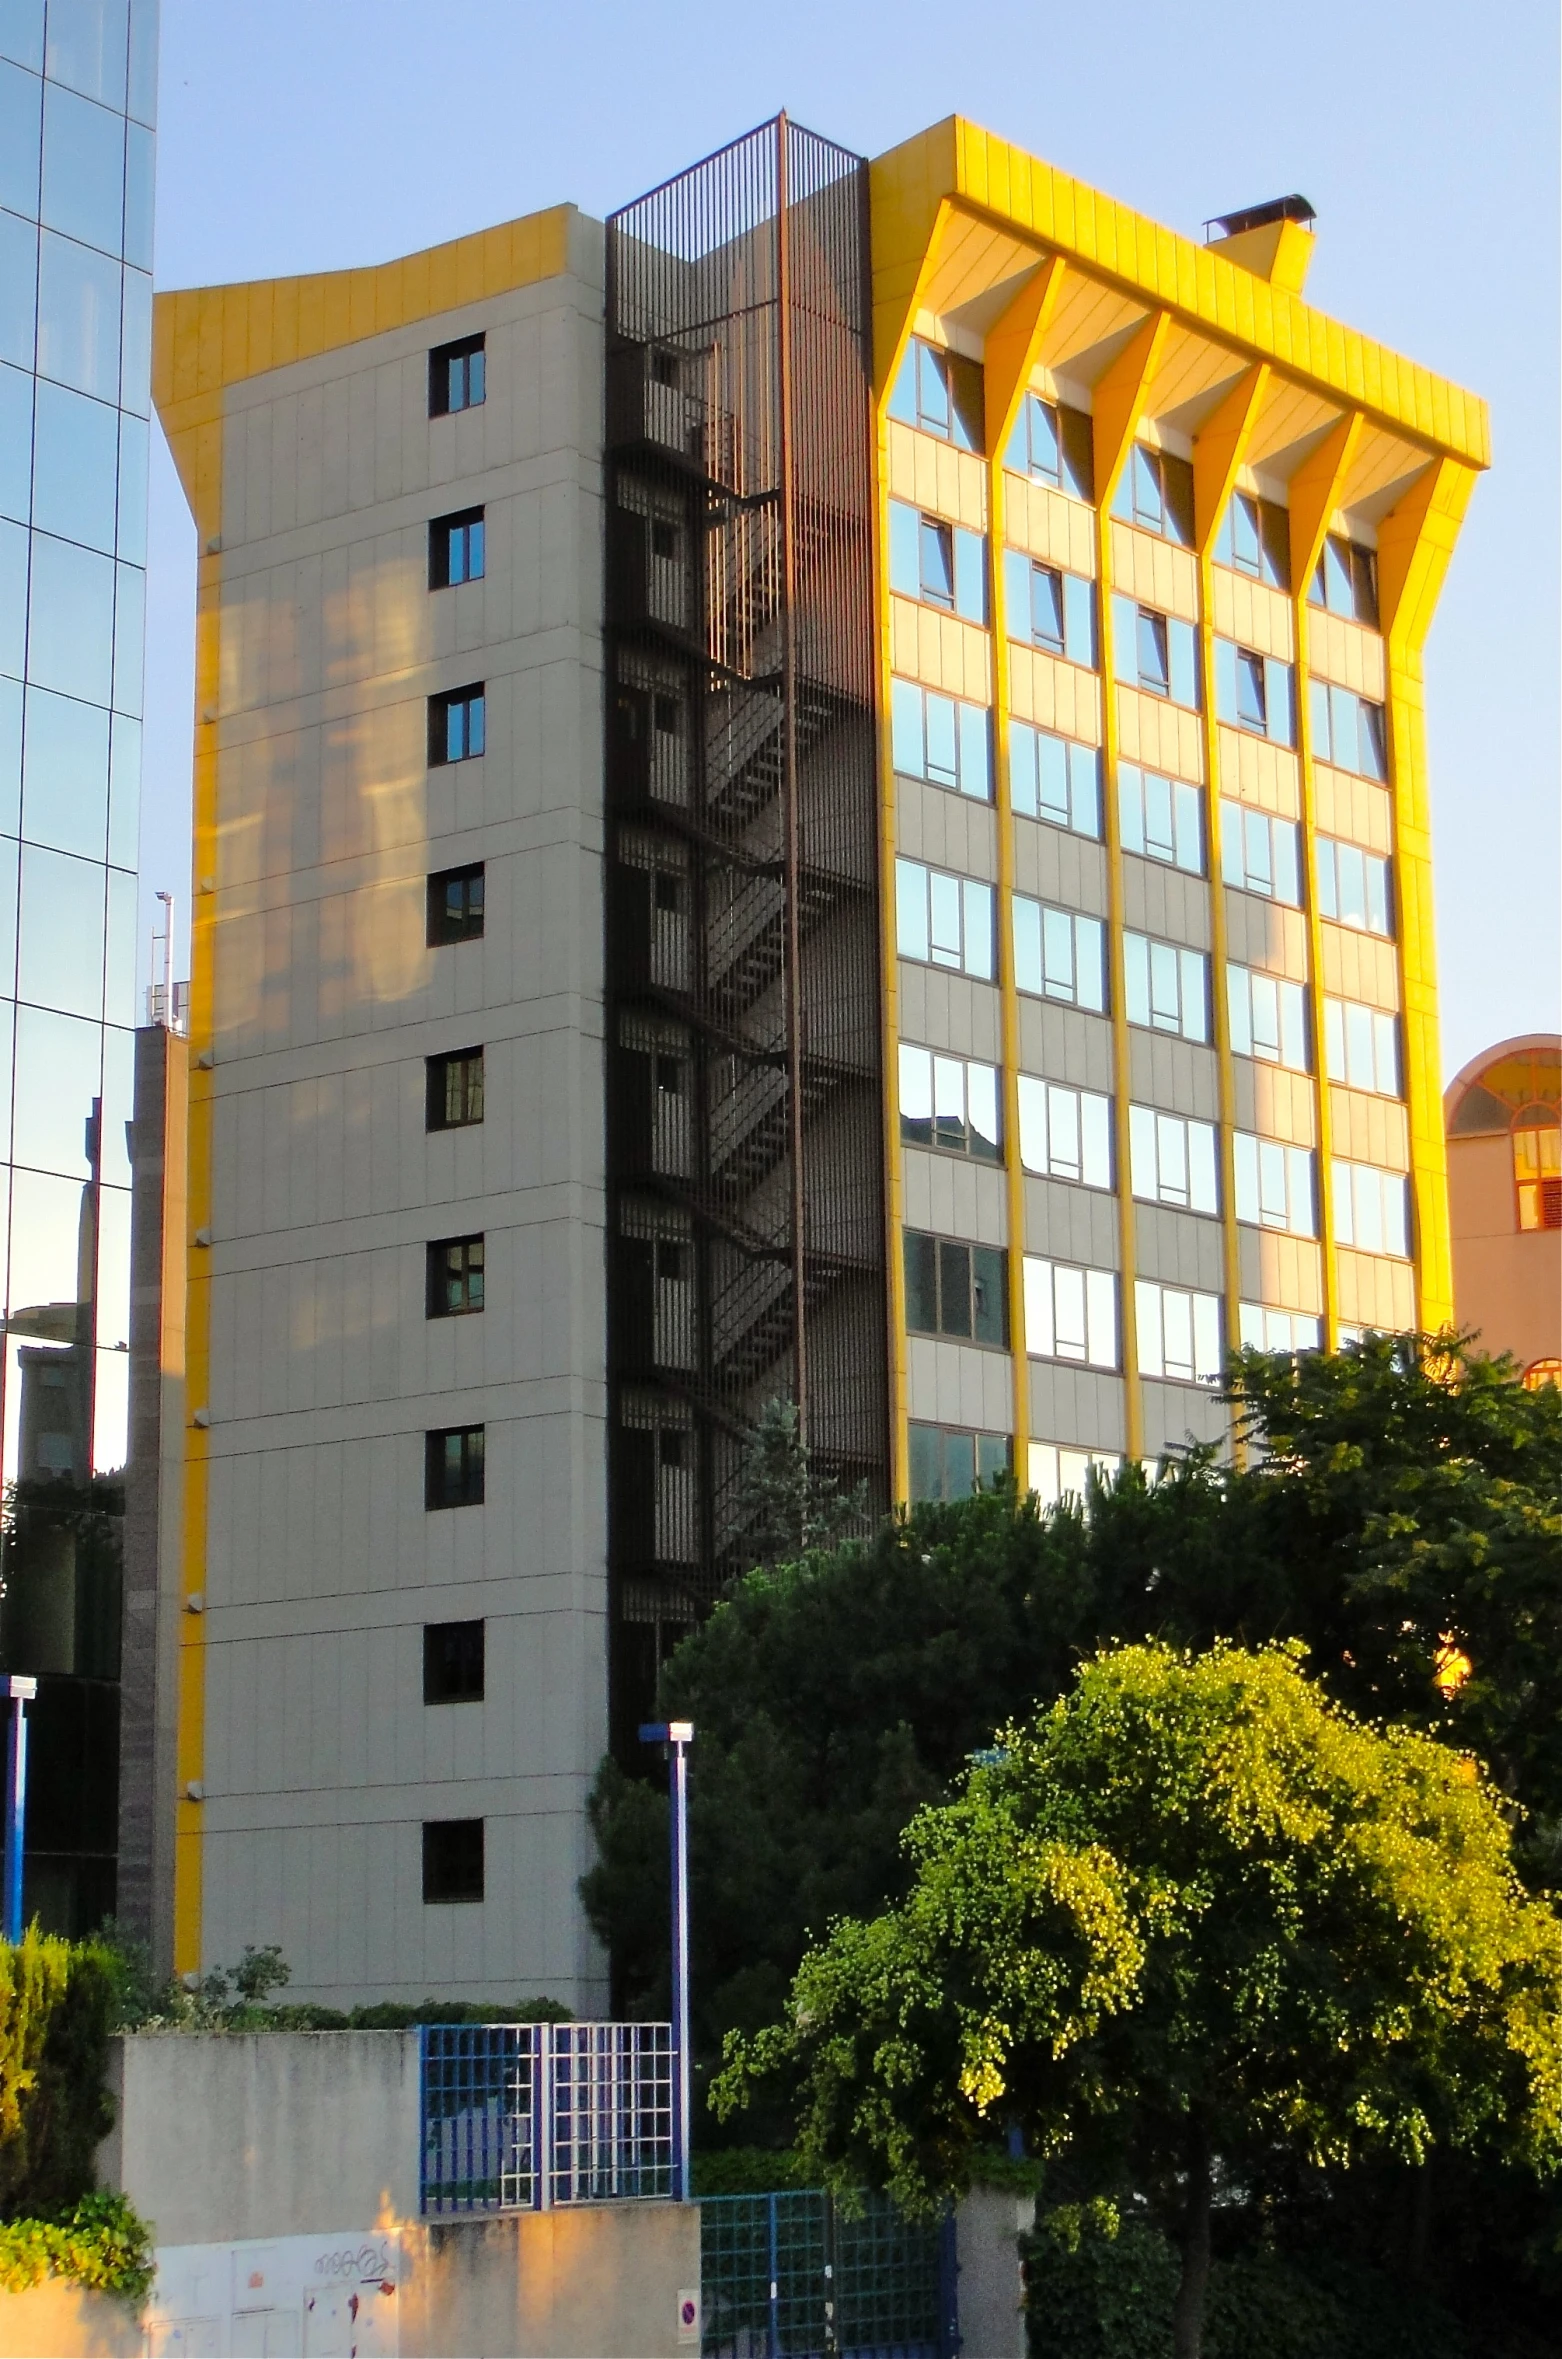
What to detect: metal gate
<box><xmin>700</xmin><ymin>2190</ymin><xmax>958</xmax><ymax>2359</ymax></box>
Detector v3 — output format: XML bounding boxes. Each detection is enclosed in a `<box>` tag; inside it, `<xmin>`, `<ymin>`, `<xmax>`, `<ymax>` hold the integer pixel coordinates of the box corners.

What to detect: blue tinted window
<box><xmin>123</xmin><ymin>119</ymin><xmax>153</xmax><ymax>269</ymax></box>
<box><xmin>0</xmin><ymin>1</ymin><xmax>45</xmax><ymax>71</ymax></box>
<box><xmin>104</xmin><ymin>858</ymin><xmax>135</xmax><ymax>1022</ymax></box>
<box><xmin>126</xmin><ymin>0</ymin><xmax>156</xmax><ymax>124</ymax></box>
<box><xmin>106</xmin><ymin>707</ymin><xmax>136</xmax><ymax>865</ymax></box>
<box><xmin>0</xmin><ymin>671</ymin><xmax>20</xmax><ymax>828</ymax></box>
<box><xmin>0</xmin><ymin>208</ymin><xmax>38</xmax><ymax>369</ymax></box>
<box><xmin>30</xmin><ymin>377</ymin><xmax>117</xmax><ymax>551</ymax></box>
<box><xmin>17</xmin><ymin>841</ymin><xmax>104</xmax><ymax>1017</ymax></box>
<box><xmin>0</xmin><ymin>56</ymin><xmax>42</xmax><ymax>219</ymax></box>
<box><xmin>36</xmin><ymin>228</ymin><xmax>120</xmax><ymax>396</ymax></box>
<box><xmin>21</xmin><ymin>683</ymin><xmax>108</xmax><ymax>856</ymax></box>
<box><xmin>119</xmin><ymin>264</ymin><xmax>149</xmax><ymax>412</ymax></box>
<box><xmin>12</xmin><ymin>1005</ymin><xmax>101</xmax><ymax>1175</ymax></box>
<box><xmin>112</xmin><ymin>555</ymin><xmax>143</xmax><ymax>713</ymax></box>
<box><xmin>27</xmin><ymin>530</ymin><xmax>115</xmax><ymax>701</ymax></box>
<box><xmin>0</xmin><ymin>515</ymin><xmax>25</xmax><ymax>676</ymax></box>
<box><xmin>44</xmin><ymin>0</ymin><xmax>127</xmax><ymax>106</ymax></box>
<box><xmin>0</xmin><ymin>363</ymin><xmax>31</xmax><ymax>523</ymax></box>
<box><xmin>116</xmin><ymin>408</ymin><xmax>147</xmax><ymax>562</ymax></box>
<box><xmin>40</xmin><ymin>81</ymin><xmax>123</xmax><ymax>255</ymax></box>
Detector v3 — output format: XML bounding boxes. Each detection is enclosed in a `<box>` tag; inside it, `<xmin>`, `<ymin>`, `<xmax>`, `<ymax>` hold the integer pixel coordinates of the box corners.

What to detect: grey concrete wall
<box><xmin>400</xmin><ymin>2208</ymin><xmax>700</xmax><ymax>2359</ymax></box>
<box><xmin>956</xmin><ymin>2188</ymin><xmax>1034</xmax><ymax>2359</ymax></box>
<box><xmin>101</xmin><ymin>2029</ymin><xmax>421</xmax><ymax>2245</ymax></box>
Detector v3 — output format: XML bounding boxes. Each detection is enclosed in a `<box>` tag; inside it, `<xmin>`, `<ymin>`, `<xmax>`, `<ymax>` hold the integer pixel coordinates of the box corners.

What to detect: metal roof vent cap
<box><xmin>1204</xmin><ymin>194</ymin><xmax>1317</xmax><ymax>295</ymax></box>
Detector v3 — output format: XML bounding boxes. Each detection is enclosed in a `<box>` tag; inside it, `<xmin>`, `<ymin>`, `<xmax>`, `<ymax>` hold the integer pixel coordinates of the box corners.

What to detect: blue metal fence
<box><xmin>700</xmin><ymin>2190</ymin><xmax>957</xmax><ymax>2359</ymax></box>
<box><xmin>419</xmin><ymin>2021</ymin><xmax>674</xmax><ymax>2213</ymax></box>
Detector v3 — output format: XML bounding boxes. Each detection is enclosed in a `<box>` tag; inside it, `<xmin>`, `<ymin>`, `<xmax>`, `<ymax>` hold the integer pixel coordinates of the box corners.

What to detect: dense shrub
<box><xmin>0</xmin><ymin>2190</ymin><xmax>153</xmax><ymax>2304</ymax></box>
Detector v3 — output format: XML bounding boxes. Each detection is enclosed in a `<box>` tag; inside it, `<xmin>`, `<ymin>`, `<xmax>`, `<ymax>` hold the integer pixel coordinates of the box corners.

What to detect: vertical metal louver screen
<box><xmin>604</xmin><ymin>116</ymin><xmax>887</xmax><ymax>1727</ymax></box>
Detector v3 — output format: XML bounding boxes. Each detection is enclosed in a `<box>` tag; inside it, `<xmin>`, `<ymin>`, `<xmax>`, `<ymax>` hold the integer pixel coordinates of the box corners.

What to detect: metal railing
<box><xmin>419</xmin><ymin>2022</ymin><xmax>675</xmax><ymax>2213</ymax></box>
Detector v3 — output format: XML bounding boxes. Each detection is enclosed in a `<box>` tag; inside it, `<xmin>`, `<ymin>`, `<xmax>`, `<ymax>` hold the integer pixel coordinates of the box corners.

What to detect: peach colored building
<box><xmin>1444</xmin><ymin>1035</ymin><xmax>1561</xmax><ymax>1380</ymax></box>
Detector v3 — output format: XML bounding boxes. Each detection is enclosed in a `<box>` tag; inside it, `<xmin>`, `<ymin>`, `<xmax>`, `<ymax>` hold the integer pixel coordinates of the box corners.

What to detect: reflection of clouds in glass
<box><xmin>93</xmin><ymin>1342</ymin><xmax>127</xmax><ymax>1472</ymax></box>
<box><xmin>13</xmin><ymin>1006</ymin><xmax>99</xmax><ymax>1178</ymax></box>
<box><xmin>17</xmin><ymin>845</ymin><xmax>105</xmax><ymax>1021</ymax></box>
<box><xmin>0</xmin><ymin>210</ymin><xmax>38</xmax><ymax>373</ymax></box>
<box><xmin>36</xmin><ymin>229</ymin><xmax>119</xmax><ymax>401</ymax></box>
<box><xmin>44</xmin><ymin>1</ymin><xmax>130</xmax><ymax>111</ymax></box>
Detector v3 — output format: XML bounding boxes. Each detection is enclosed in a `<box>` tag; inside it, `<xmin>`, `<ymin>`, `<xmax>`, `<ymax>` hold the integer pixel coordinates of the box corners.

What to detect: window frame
<box><xmin>1010</xmin><ymin>721</ymin><xmax>1101</xmax><ymax>837</ymax></box>
<box><xmin>1011</xmin><ymin>896</ymin><xmax>1107</xmax><ymax>1012</ymax></box>
<box><xmin>424</xmin><ymin>1424</ymin><xmax>486</xmax><ymax>1510</ymax></box>
<box><xmin>890</xmin><ymin>677</ymin><xmax>992</xmax><ymax>801</ymax></box>
<box><xmin>887</xmin><ymin>335</ymin><xmax>984</xmax><ymax>451</ymax></box>
<box><xmin>1022</xmin><ymin>1254</ymin><xmax>1119</xmax><ymax>1370</ymax></box>
<box><xmin>1323</xmin><ymin>997</ymin><xmax>1401</xmax><ymax>1098</ymax></box>
<box><xmin>1220</xmin><ymin>801</ymin><xmax>1301</xmax><ymax>904</ymax></box>
<box><xmin>898</xmin><ymin>1041</ymin><xmax>1002</xmax><ymax>1163</ymax></box>
<box><xmin>429</xmin><ymin>334</ymin><xmax>486</xmax><ymax>419</ymax></box>
<box><xmin>422</xmin><ymin>1818</ymin><xmax>484</xmax><ymax>1904</ymax></box>
<box><xmin>1315</xmin><ymin>834</ymin><xmax>1392</xmax><ymax>937</ymax></box>
<box><xmin>903</xmin><ymin>1230</ymin><xmax>1010</xmax><ymax>1348</ymax></box>
<box><xmin>1120</xmin><ymin>762</ymin><xmax>1204</xmax><ymax>874</ymax></box>
<box><xmin>1002</xmin><ymin>391</ymin><xmax>1094</xmax><ymax>501</ymax></box>
<box><xmin>1227</xmin><ymin>965</ymin><xmax>1309</xmax><ymax>1072</ymax></box>
<box><xmin>1113</xmin><ymin>595</ymin><xmax>1199</xmax><ymax>707</ymax></box>
<box><xmin>1128</xmin><ymin>1104</ymin><xmax>1219</xmax><ymax>1215</ymax></box>
<box><xmin>1135</xmin><ymin>1279</ymin><xmax>1223</xmax><ymax>1386</ymax></box>
<box><xmin>1332</xmin><ymin>1158</ymin><xmax>1411</xmax><ymax>1259</ymax></box>
<box><xmin>426</xmin><ymin>862</ymin><xmax>485</xmax><ymax>947</ymax></box>
<box><xmin>427</xmin><ymin>684</ymin><xmax>486</xmax><ymax>767</ymax></box>
<box><xmin>1232</xmin><ymin>1133</ymin><xmax>1316</xmax><ymax>1236</ymax></box>
<box><xmin>895</xmin><ymin>857</ymin><xmax>995</xmax><ymax>981</ymax></box>
<box><xmin>426</xmin><ymin>1233</ymin><xmax>486</xmax><ymax>1319</ymax></box>
<box><xmin>1213</xmin><ymin>490</ymin><xmax>1289</xmax><ymax>589</ymax></box>
<box><xmin>1123</xmin><ymin>931</ymin><xmax>1209</xmax><ymax>1043</ymax></box>
<box><xmin>908</xmin><ymin>1421</ymin><xmax>1012</xmax><ymax>1502</ymax></box>
<box><xmin>1112</xmin><ymin>442</ymin><xmax>1194</xmax><ymax>545</ymax></box>
<box><xmin>1016</xmin><ymin>1075</ymin><xmax>1113</xmax><ymax>1190</ymax></box>
<box><xmin>429</xmin><ymin>505</ymin><xmax>486</xmax><ymax>590</ymax></box>
<box><xmin>423</xmin><ymin>1619</ymin><xmax>485</xmax><ymax>1706</ymax></box>
<box><xmin>426</xmin><ymin>1046</ymin><xmax>485</xmax><ymax>1132</ymax></box>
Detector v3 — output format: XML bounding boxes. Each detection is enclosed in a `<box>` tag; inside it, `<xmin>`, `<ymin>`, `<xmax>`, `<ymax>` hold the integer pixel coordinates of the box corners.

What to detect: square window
<box><xmin>430</xmin><ymin>507</ymin><xmax>485</xmax><ymax>589</ymax></box>
<box><xmin>428</xmin><ymin>685</ymin><xmax>485</xmax><ymax>766</ymax></box>
<box><xmin>426</xmin><ymin>1047</ymin><xmax>484</xmax><ymax>1131</ymax></box>
<box><xmin>429</xmin><ymin>335</ymin><xmax>486</xmax><ymax>418</ymax></box>
<box><xmin>424</xmin><ymin>1619</ymin><xmax>484</xmax><ymax>1705</ymax></box>
<box><xmin>427</xmin><ymin>1233</ymin><xmax>485</xmax><ymax>1318</ymax></box>
<box><xmin>427</xmin><ymin>863</ymin><xmax>485</xmax><ymax>945</ymax></box>
<box><xmin>423</xmin><ymin>1818</ymin><xmax>484</xmax><ymax>1903</ymax></box>
<box><xmin>425</xmin><ymin>1425</ymin><xmax>485</xmax><ymax>1510</ymax></box>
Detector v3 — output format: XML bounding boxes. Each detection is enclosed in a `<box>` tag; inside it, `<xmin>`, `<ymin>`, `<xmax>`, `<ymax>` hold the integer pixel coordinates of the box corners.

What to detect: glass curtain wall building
<box><xmin>0</xmin><ymin>0</ymin><xmax>157</xmax><ymax>1931</ymax></box>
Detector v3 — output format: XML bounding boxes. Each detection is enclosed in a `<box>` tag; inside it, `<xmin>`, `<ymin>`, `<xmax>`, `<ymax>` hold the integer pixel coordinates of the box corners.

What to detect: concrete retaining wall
<box><xmin>101</xmin><ymin>2028</ymin><xmax>421</xmax><ymax>2243</ymax></box>
<box><xmin>0</xmin><ymin>2282</ymin><xmax>143</xmax><ymax>2356</ymax></box>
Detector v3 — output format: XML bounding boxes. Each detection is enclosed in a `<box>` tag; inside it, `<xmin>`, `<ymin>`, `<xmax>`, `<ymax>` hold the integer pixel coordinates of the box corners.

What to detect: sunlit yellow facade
<box><xmin>869</xmin><ymin>119</ymin><xmax>1484</xmax><ymax>1500</ymax></box>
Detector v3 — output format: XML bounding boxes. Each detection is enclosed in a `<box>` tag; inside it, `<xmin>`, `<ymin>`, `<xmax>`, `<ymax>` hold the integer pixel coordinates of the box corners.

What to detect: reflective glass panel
<box><xmin>0</xmin><ymin>361</ymin><xmax>32</xmax><ymax>523</ymax></box>
<box><xmin>0</xmin><ymin>832</ymin><xmax>17</xmax><ymax>969</ymax></box>
<box><xmin>22</xmin><ymin>684</ymin><xmax>108</xmax><ymax>856</ymax></box>
<box><xmin>40</xmin><ymin>82</ymin><xmax>123</xmax><ymax>256</ymax></box>
<box><xmin>26</xmin><ymin>529</ymin><xmax>114</xmax><ymax>701</ymax></box>
<box><xmin>0</xmin><ymin>206</ymin><xmax>38</xmax><ymax>369</ymax></box>
<box><xmin>0</xmin><ymin>56</ymin><xmax>42</xmax><ymax>218</ymax></box>
<box><xmin>0</xmin><ymin>516</ymin><xmax>25</xmax><ymax>677</ymax></box>
<box><xmin>6</xmin><ymin>1164</ymin><xmax>85</xmax><ymax>1321</ymax></box>
<box><xmin>95</xmin><ymin>1180</ymin><xmax>129</xmax><ymax>1349</ymax></box>
<box><xmin>44</xmin><ymin>0</ymin><xmax>127</xmax><ymax>104</ymax></box>
<box><xmin>0</xmin><ymin>672</ymin><xmax>19</xmax><ymax>830</ymax></box>
<box><xmin>123</xmin><ymin>118</ymin><xmax>151</xmax><ymax>268</ymax></box>
<box><xmin>30</xmin><ymin>377</ymin><xmax>117</xmax><ymax>552</ymax></box>
<box><xmin>106</xmin><ymin>708</ymin><xmax>135</xmax><ymax>866</ymax></box>
<box><xmin>115</xmin><ymin>408</ymin><xmax>146</xmax><ymax>561</ymax></box>
<box><xmin>36</xmin><ymin>227</ymin><xmax>119</xmax><ymax>397</ymax></box>
<box><xmin>118</xmin><ymin>264</ymin><xmax>148</xmax><ymax>412</ymax></box>
<box><xmin>112</xmin><ymin>558</ymin><xmax>141</xmax><ymax>711</ymax></box>
<box><xmin>98</xmin><ymin>1018</ymin><xmax>130</xmax><ymax>1185</ymax></box>
<box><xmin>126</xmin><ymin>0</ymin><xmax>155</xmax><ymax>123</ymax></box>
<box><xmin>103</xmin><ymin>860</ymin><xmax>133</xmax><ymax>1023</ymax></box>
<box><xmin>12</xmin><ymin>1001</ymin><xmax>101</xmax><ymax>1173</ymax></box>
<box><xmin>17</xmin><ymin>842</ymin><xmax>103</xmax><ymax>1016</ymax></box>
<box><xmin>0</xmin><ymin>1</ymin><xmax>44</xmax><ymax>70</ymax></box>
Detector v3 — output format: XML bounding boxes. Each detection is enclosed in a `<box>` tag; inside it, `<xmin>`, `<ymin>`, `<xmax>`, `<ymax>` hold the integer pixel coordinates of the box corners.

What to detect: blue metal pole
<box><xmin>670</xmin><ymin>1729</ymin><xmax>691</xmax><ymax>2201</ymax></box>
<box><xmin>3</xmin><ymin>1678</ymin><xmax>35</xmax><ymax>1944</ymax></box>
<box><xmin>640</xmin><ymin>1719</ymin><xmax>695</xmax><ymax>2200</ymax></box>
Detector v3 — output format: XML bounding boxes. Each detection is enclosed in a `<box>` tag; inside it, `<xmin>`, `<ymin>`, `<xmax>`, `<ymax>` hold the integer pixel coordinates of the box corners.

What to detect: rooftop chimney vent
<box><xmin>1204</xmin><ymin>194</ymin><xmax>1316</xmax><ymax>242</ymax></box>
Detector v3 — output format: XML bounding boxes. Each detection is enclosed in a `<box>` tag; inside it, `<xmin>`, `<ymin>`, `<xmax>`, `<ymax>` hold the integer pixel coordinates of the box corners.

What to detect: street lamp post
<box><xmin>640</xmin><ymin>1718</ymin><xmax>694</xmax><ymax>2200</ymax></box>
<box><xmin>3</xmin><ymin>1676</ymin><xmax>36</xmax><ymax>1943</ymax></box>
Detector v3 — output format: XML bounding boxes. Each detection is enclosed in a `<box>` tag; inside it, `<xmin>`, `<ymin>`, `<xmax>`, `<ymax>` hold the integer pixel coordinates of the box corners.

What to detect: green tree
<box><xmin>712</xmin><ymin>1643</ymin><xmax>1562</xmax><ymax>2359</ymax></box>
<box><xmin>728</xmin><ymin>1395</ymin><xmax>868</xmax><ymax>1570</ymax></box>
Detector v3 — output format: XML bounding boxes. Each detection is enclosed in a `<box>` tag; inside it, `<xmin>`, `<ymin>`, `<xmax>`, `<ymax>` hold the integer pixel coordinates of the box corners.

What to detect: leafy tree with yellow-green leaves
<box><xmin>713</xmin><ymin>1642</ymin><xmax>1562</xmax><ymax>2359</ymax></box>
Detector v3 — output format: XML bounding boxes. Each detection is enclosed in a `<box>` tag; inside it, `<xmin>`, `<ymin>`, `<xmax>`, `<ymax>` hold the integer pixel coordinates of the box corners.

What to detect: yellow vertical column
<box><xmin>1191</xmin><ymin>366</ymin><xmax>1270</xmax><ymax>1354</ymax></box>
<box><xmin>1376</xmin><ymin>455</ymin><xmax>1478</xmax><ymax>1334</ymax></box>
<box><xmin>172</xmin><ymin>412</ymin><xmax>224</xmax><ymax>1977</ymax></box>
<box><xmin>1289</xmin><ymin>415</ymin><xmax>1362</xmax><ymax>1349</ymax></box>
<box><xmin>1089</xmin><ymin>311</ymin><xmax>1170</xmax><ymax>1467</ymax></box>
<box><xmin>981</xmin><ymin>257</ymin><xmax>1068</xmax><ymax>1488</ymax></box>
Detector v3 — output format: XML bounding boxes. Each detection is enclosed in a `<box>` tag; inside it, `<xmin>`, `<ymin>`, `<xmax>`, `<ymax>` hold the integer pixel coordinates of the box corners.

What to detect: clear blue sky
<box><xmin>141</xmin><ymin>0</ymin><xmax>1560</xmax><ymax>1078</ymax></box>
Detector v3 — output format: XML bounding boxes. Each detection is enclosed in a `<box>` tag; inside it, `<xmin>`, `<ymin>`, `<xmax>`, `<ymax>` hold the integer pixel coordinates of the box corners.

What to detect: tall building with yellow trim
<box><xmin>149</xmin><ymin>115</ymin><xmax>1485</xmax><ymax>2000</ymax></box>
